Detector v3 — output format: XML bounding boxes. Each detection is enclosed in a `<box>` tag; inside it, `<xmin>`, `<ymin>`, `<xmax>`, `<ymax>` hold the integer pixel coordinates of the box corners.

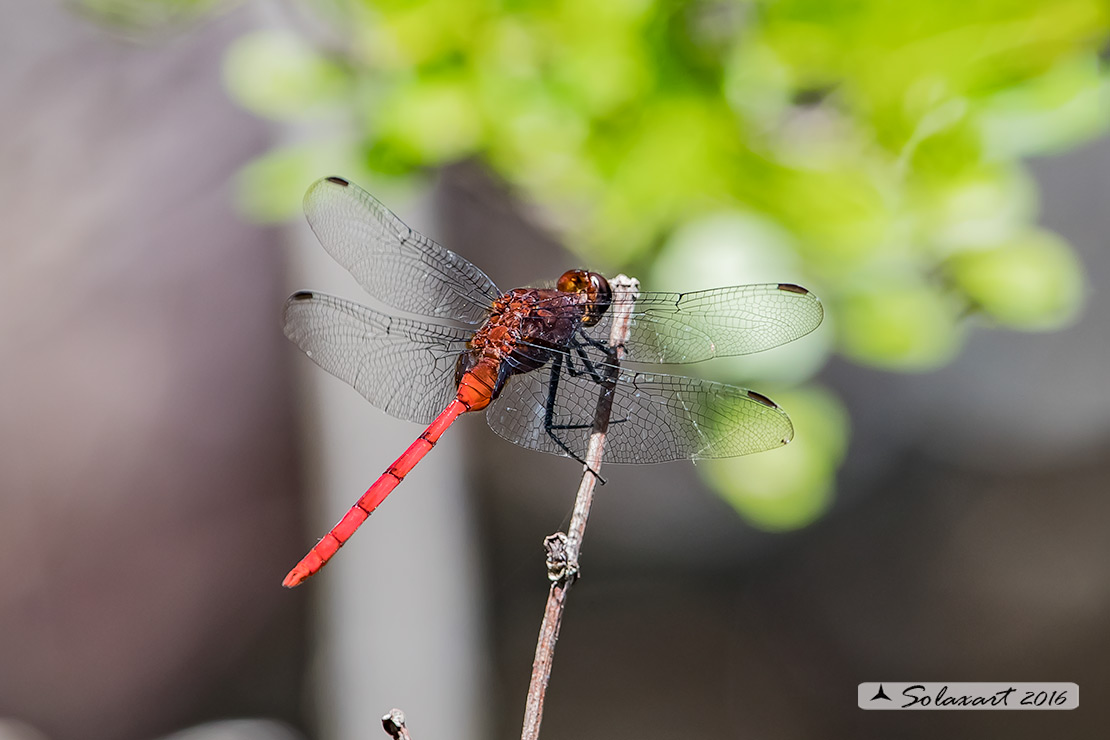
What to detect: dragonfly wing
<box><xmin>577</xmin><ymin>284</ymin><xmax>824</xmax><ymax>363</ymax></box>
<box><xmin>303</xmin><ymin>177</ymin><xmax>501</xmax><ymax>324</ymax></box>
<box><xmin>485</xmin><ymin>355</ymin><xmax>794</xmax><ymax>464</ymax></box>
<box><xmin>284</xmin><ymin>291</ymin><xmax>470</xmax><ymax>425</ymax></box>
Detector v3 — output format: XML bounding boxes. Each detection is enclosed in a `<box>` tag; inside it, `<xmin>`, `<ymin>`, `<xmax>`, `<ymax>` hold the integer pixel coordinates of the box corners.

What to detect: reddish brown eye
<box><xmin>557</xmin><ymin>270</ymin><xmax>587</xmax><ymax>293</ymax></box>
<box><xmin>557</xmin><ymin>270</ymin><xmax>611</xmax><ymax>325</ymax></box>
<box><xmin>582</xmin><ymin>272</ymin><xmax>611</xmax><ymax>326</ymax></box>
<box><xmin>585</xmin><ymin>272</ymin><xmax>611</xmax><ymax>302</ymax></box>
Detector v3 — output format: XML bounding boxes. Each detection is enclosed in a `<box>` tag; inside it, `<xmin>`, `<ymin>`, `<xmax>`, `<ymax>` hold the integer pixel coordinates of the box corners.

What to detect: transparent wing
<box><xmin>303</xmin><ymin>177</ymin><xmax>500</xmax><ymax>324</ymax></box>
<box><xmin>566</xmin><ymin>284</ymin><xmax>824</xmax><ymax>364</ymax></box>
<box><xmin>484</xmin><ymin>354</ymin><xmax>794</xmax><ymax>464</ymax></box>
<box><xmin>283</xmin><ymin>291</ymin><xmax>470</xmax><ymax>425</ymax></box>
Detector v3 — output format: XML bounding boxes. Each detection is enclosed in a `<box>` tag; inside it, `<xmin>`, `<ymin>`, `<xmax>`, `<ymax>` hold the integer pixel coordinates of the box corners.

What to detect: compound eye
<box><xmin>586</xmin><ymin>272</ymin><xmax>611</xmax><ymax>302</ymax></box>
<box><xmin>556</xmin><ymin>270</ymin><xmax>588</xmax><ymax>293</ymax></box>
<box><xmin>581</xmin><ymin>272</ymin><xmax>612</xmax><ymax>326</ymax></box>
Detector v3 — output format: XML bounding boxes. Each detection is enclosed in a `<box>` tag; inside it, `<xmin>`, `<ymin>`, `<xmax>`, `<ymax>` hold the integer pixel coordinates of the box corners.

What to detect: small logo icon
<box><xmin>870</xmin><ymin>684</ymin><xmax>892</xmax><ymax>702</ymax></box>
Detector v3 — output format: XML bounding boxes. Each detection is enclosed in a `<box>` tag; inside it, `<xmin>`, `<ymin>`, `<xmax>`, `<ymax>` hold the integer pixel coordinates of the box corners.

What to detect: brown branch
<box><xmin>381</xmin><ymin>708</ymin><xmax>412</xmax><ymax>740</ymax></box>
<box><xmin>520</xmin><ymin>275</ymin><xmax>641</xmax><ymax>740</ymax></box>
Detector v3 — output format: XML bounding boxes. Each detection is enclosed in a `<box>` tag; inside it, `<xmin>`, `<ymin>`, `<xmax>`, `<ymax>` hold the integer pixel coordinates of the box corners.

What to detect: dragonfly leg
<box><xmin>543</xmin><ymin>353</ymin><xmax>607</xmax><ymax>484</ymax></box>
<box><xmin>564</xmin><ymin>341</ymin><xmax>607</xmax><ymax>384</ymax></box>
<box><xmin>576</xmin><ymin>328</ymin><xmax>612</xmax><ymax>355</ymax></box>
<box><xmin>561</xmin><ymin>341</ymin><xmax>631</xmax><ymax>429</ymax></box>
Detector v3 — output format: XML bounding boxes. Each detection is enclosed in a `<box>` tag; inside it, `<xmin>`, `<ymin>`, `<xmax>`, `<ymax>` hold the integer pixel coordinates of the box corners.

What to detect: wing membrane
<box><xmin>283</xmin><ymin>291</ymin><xmax>469</xmax><ymax>424</ymax></box>
<box><xmin>569</xmin><ymin>284</ymin><xmax>823</xmax><ymax>363</ymax></box>
<box><xmin>485</xmin><ymin>355</ymin><xmax>794</xmax><ymax>463</ymax></box>
<box><xmin>303</xmin><ymin>177</ymin><xmax>500</xmax><ymax>324</ymax></box>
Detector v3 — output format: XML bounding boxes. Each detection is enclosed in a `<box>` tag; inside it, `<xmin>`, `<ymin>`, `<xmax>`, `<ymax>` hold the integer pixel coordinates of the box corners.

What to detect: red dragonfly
<box><xmin>281</xmin><ymin>176</ymin><xmax>824</xmax><ymax>587</ymax></box>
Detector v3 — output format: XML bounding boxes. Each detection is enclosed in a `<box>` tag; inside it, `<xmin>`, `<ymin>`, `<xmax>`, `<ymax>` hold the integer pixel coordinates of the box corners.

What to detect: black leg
<box><xmin>577</xmin><ymin>328</ymin><xmax>611</xmax><ymax>354</ymax></box>
<box><xmin>560</xmin><ymin>340</ymin><xmax>630</xmax><ymax>429</ymax></box>
<box><xmin>563</xmin><ymin>339</ymin><xmax>607</xmax><ymax>384</ymax></box>
<box><xmin>543</xmin><ymin>353</ymin><xmax>607</xmax><ymax>483</ymax></box>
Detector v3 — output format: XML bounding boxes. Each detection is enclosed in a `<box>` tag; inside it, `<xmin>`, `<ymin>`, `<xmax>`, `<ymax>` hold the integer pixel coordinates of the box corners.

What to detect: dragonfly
<box><xmin>281</xmin><ymin>176</ymin><xmax>824</xmax><ymax>587</ymax></box>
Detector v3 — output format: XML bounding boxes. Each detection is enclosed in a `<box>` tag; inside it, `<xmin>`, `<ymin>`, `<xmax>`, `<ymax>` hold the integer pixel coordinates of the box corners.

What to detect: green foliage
<box><xmin>838</xmin><ymin>276</ymin><xmax>965</xmax><ymax>370</ymax></box>
<box><xmin>223</xmin><ymin>31</ymin><xmax>348</xmax><ymax>119</ymax></box>
<box><xmin>701</xmin><ymin>385</ymin><xmax>849</xmax><ymax>530</ymax></box>
<box><xmin>88</xmin><ymin>0</ymin><xmax>1110</xmax><ymax>528</ymax></box>
<box><xmin>949</xmin><ymin>230</ymin><xmax>1085</xmax><ymax>328</ymax></box>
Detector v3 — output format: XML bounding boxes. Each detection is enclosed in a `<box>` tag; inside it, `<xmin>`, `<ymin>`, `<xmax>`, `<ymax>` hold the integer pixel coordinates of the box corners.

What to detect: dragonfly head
<box><xmin>557</xmin><ymin>270</ymin><xmax>612</xmax><ymax>326</ymax></box>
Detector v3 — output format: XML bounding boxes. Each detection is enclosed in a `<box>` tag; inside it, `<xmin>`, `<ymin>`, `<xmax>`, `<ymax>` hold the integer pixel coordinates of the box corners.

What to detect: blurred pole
<box><xmin>283</xmin><ymin>184</ymin><xmax>489</xmax><ymax>739</ymax></box>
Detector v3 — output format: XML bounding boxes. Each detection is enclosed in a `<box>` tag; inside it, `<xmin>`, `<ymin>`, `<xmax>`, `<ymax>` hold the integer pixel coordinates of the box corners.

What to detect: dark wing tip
<box><xmin>746</xmin><ymin>390</ymin><xmax>778</xmax><ymax>408</ymax></box>
<box><xmin>324</xmin><ymin>176</ymin><xmax>350</xmax><ymax>186</ymax></box>
<box><xmin>777</xmin><ymin>283</ymin><xmax>810</xmax><ymax>295</ymax></box>
<box><xmin>290</xmin><ymin>290</ymin><xmax>315</xmax><ymax>301</ymax></box>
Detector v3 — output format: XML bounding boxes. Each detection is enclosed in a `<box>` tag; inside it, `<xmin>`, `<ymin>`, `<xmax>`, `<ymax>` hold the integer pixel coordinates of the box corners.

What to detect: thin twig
<box><xmin>381</xmin><ymin>708</ymin><xmax>412</xmax><ymax>740</ymax></box>
<box><xmin>520</xmin><ymin>275</ymin><xmax>641</xmax><ymax>740</ymax></box>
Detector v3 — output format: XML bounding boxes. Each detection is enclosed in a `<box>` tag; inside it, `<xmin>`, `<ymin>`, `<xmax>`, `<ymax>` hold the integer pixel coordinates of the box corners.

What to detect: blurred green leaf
<box><xmin>838</xmin><ymin>277</ymin><xmax>965</xmax><ymax>370</ymax></box>
<box><xmin>979</xmin><ymin>52</ymin><xmax>1110</xmax><ymax>157</ymax></box>
<box><xmin>235</xmin><ymin>143</ymin><xmax>377</xmax><ymax>222</ymax></box>
<box><xmin>919</xmin><ymin>165</ymin><xmax>1037</xmax><ymax>251</ymax></box>
<box><xmin>223</xmin><ymin>31</ymin><xmax>348</xmax><ymax>119</ymax></box>
<box><xmin>949</xmin><ymin>230</ymin><xmax>1085</xmax><ymax>329</ymax></box>
<box><xmin>375</xmin><ymin>71</ymin><xmax>484</xmax><ymax>161</ymax></box>
<box><xmin>701</xmin><ymin>386</ymin><xmax>849</xmax><ymax>531</ymax></box>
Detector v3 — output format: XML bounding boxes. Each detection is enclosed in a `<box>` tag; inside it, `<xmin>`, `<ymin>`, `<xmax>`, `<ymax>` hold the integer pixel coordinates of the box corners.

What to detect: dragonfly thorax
<box><xmin>454</xmin><ymin>285</ymin><xmax>595</xmax><ymax>407</ymax></box>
